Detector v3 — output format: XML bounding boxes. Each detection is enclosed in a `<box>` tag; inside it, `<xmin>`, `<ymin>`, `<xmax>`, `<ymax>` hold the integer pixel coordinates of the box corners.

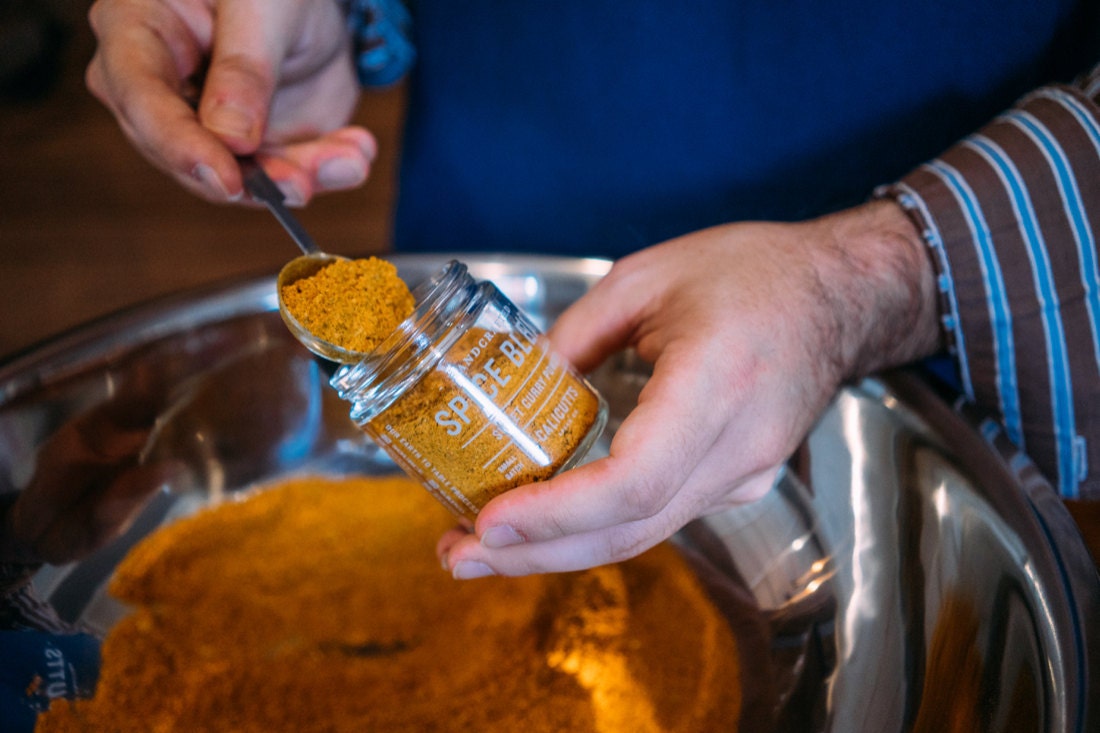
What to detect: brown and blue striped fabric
<box><xmin>882</xmin><ymin>64</ymin><xmax>1100</xmax><ymax>499</ymax></box>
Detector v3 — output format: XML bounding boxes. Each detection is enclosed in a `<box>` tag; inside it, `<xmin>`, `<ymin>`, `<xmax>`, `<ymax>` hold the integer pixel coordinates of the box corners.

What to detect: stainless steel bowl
<box><xmin>0</xmin><ymin>254</ymin><xmax>1096</xmax><ymax>731</ymax></box>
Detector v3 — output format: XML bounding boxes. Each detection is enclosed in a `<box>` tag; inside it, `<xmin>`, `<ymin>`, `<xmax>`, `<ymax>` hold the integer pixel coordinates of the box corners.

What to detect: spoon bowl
<box><xmin>276</xmin><ymin>252</ymin><xmax>372</xmax><ymax>364</ymax></box>
<box><xmin>239</xmin><ymin>160</ymin><xmax>374</xmax><ymax>365</ymax></box>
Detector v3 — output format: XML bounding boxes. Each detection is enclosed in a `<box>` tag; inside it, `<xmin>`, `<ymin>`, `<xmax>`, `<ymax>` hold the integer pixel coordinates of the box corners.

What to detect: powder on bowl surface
<box><xmin>280</xmin><ymin>257</ymin><xmax>415</xmax><ymax>354</ymax></box>
<box><xmin>35</xmin><ymin>475</ymin><xmax>742</xmax><ymax>733</ymax></box>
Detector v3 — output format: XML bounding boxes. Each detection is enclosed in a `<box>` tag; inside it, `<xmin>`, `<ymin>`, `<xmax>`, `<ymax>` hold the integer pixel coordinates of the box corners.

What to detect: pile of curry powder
<box><xmin>280</xmin><ymin>257</ymin><xmax>415</xmax><ymax>354</ymax></box>
<box><xmin>36</xmin><ymin>476</ymin><xmax>742</xmax><ymax>733</ymax></box>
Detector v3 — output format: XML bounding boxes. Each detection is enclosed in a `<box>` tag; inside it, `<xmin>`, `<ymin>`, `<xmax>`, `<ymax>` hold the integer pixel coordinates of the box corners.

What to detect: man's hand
<box><xmin>438</xmin><ymin>200</ymin><xmax>941</xmax><ymax>577</ymax></box>
<box><xmin>86</xmin><ymin>0</ymin><xmax>373</xmax><ymax>205</ymax></box>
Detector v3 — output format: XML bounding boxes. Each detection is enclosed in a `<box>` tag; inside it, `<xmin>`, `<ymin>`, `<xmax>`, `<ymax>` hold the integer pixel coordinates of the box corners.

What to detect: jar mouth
<box><xmin>329</xmin><ymin>260</ymin><xmax>477</xmax><ymax>417</ymax></box>
<box><xmin>400</xmin><ymin>259</ymin><xmax>469</xmax><ymax>343</ymax></box>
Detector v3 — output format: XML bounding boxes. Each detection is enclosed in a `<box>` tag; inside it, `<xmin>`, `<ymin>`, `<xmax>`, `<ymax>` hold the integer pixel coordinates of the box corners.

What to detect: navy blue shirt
<box><xmin>392</xmin><ymin>1</ymin><xmax>1097</xmax><ymax>257</ymax></box>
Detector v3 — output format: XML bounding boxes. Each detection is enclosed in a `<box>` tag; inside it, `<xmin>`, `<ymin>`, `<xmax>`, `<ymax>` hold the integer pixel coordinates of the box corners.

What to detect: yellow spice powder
<box><xmin>367</xmin><ymin>326</ymin><xmax>603</xmax><ymax>521</ymax></box>
<box><xmin>35</xmin><ymin>475</ymin><xmax>742</xmax><ymax>733</ymax></box>
<box><xmin>280</xmin><ymin>257</ymin><xmax>415</xmax><ymax>353</ymax></box>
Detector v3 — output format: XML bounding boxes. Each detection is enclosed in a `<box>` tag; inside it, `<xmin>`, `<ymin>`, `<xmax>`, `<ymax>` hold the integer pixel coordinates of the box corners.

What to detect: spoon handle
<box><xmin>240</xmin><ymin>157</ymin><xmax>320</xmax><ymax>256</ymax></box>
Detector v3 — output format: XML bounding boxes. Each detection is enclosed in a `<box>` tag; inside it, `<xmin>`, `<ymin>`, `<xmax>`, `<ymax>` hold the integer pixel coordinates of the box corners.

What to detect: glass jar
<box><xmin>330</xmin><ymin>261</ymin><xmax>608</xmax><ymax>522</ymax></box>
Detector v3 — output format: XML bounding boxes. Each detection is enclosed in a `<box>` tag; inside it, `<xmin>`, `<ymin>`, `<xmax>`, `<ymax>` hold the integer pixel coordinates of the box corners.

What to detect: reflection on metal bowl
<box><xmin>0</xmin><ymin>254</ymin><xmax>1096</xmax><ymax>732</ymax></box>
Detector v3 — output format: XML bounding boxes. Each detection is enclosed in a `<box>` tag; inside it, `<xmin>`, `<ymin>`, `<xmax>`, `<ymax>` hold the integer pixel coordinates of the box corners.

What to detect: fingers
<box><xmin>438</xmin><ymin>466</ymin><xmax>781</xmax><ymax>577</ymax></box>
<box><xmin>495</xmin><ymin>365</ymin><xmax>706</xmax><ymax>526</ymax></box>
<box><xmin>439</xmin><ymin>519</ymin><xmax>670</xmax><ymax>577</ymax></box>
<box><xmin>435</xmin><ymin>329</ymin><xmax>788</xmax><ymax>577</ymax></box>
<box><xmin>86</xmin><ymin>0</ymin><xmax>363</xmax><ymax>204</ymax></box>
<box><xmin>459</xmin><ymin>345</ymin><xmax>730</xmax><ymax>546</ymax></box>
<box><xmin>254</xmin><ymin>126</ymin><xmax>377</xmax><ymax>206</ymax></box>
<box><xmin>87</xmin><ymin>1</ymin><xmax>242</xmax><ymax>201</ymax></box>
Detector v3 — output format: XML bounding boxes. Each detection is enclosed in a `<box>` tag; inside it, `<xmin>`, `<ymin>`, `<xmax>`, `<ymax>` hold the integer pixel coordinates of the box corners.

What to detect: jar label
<box><xmin>367</xmin><ymin>326</ymin><xmax>601</xmax><ymax>518</ymax></box>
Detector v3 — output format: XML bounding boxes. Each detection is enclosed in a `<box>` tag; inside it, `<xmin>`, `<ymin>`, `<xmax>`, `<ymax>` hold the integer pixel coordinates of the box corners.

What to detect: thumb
<box><xmin>198</xmin><ymin>0</ymin><xmax>289</xmax><ymax>155</ymax></box>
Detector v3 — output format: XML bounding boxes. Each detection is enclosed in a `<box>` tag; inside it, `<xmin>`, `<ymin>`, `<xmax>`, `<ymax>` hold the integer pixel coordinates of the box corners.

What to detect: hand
<box><xmin>438</xmin><ymin>200</ymin><xmax>941</xmax><ymax>577</ymax></box>
<box><xmin>86</xmin><ymin>0</ymin><xmax>373</xmax><ymax>205</ymax></box>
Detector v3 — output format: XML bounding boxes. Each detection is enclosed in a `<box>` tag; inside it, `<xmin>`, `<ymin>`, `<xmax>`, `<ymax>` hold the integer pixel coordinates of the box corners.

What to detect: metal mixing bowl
<box><xmin>0</xmin><ymin>254</ymin><xmax>1096</xmax><ymax>731</ymax></box>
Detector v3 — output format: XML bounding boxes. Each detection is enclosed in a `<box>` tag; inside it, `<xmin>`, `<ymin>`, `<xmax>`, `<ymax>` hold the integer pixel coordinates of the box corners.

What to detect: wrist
<box><xmin>807</xmin><ymin>199</ymin><xmax>942</xmax><ymax>381</ymax></box>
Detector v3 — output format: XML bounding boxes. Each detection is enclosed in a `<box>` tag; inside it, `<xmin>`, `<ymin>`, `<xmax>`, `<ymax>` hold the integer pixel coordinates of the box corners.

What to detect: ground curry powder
<box><xmin>279</xmin><ymin>256</ymin><xmax>415</xmax><ymax>354</ymax></box>
<box><xmin>362</xmin><ymin>324</ymin><xmax>605</xmax><ymax>521</ymax></box>
<box><xmin>35</xmin><ymin>475</ymin><xmax>742</xmax><ymax>732</ymax></box>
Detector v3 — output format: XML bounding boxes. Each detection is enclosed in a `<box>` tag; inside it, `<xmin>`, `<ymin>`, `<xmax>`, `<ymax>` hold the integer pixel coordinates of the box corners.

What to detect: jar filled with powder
<box><xmin>319</xmin><ymin>260</ymin><xmax>608</xmax><ymax>522</ymax></box>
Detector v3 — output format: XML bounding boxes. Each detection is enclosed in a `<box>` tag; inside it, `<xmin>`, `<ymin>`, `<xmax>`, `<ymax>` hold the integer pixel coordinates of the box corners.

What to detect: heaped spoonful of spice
<box><xmin>240</xmin><ymin>158</ymin><xmax>414</xmax><ymax>363</ymax></box>
<box><xmin>278</xmin><ymin>256</ymin><xmax>415</xmax><ymax>363</ymax></box>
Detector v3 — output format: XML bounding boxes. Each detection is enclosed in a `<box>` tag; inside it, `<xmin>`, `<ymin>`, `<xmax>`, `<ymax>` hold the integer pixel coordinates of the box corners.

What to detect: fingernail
<box><xmin>276</xmin><ymin>180</ymin><xmax>305</xmax><ymax>207</ymax></box>
<box><xmin>360</xmin><ymin>134</ymin><xmax>377</xmax><ymax>163</ymax></box>
<box><xmin>452</xmin><ymin>560</ymin><xmax>495</xmax><ymax>580</ymax></box>
<box><xmin>205</xmin><ymin>101</ymin><xmax>256</xmax><ymax>141</ymax></box>
<box><xmin>481</xmin><ymin>525</ymin><xmax>524</xmax><ymax>549</ymax></box>
<box><xmin>317</xmin><ymin>157</ymin><xmax>367</xmax><ymax>189</ymax></box>
<box><xmin>192</xmin><ymin>163</ymin><xmax>233</xmax><ymax>200</ymax></box>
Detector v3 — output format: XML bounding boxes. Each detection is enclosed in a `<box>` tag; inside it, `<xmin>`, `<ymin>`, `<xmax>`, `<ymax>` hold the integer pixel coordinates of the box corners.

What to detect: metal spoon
<box><xmin>241</xmin><ymin>158</ymin><xmax>363</xmax><ymax>363</ymax></box>
<box><xmin>240</xmin><ymin>157</ymin><xmax>322</xmax><ymax>256</ymax></box>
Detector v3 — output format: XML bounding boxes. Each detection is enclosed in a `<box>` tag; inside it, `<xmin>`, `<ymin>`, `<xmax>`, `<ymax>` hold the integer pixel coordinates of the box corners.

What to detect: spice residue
<box><xmin>35</xmin><ymin>475</ymin><xmax>741</xmax><ymax>733</ymax></box>
<box><xmin>280</xmin><ymin>256</ymin><xmax>414</xmax><ymax>353</ymax></box>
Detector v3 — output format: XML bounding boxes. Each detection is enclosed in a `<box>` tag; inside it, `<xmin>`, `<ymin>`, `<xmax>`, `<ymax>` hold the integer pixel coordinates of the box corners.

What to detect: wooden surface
<box><xmin>0</xmin><ymin>5</ymin><xmax>404</xmax><ymax>359</ymax></box>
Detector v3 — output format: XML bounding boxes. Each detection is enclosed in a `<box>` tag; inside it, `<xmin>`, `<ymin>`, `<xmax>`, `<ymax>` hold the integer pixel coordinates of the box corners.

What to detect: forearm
<box><xmin>804</xmin><ymin>199</ymin><xmax>942</xmax><ymax>383</ymax></box>
<box><xmin>878</xmin><ymin>63</ymin><xmax>1100</xmax><ymax>498</ymax></box>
